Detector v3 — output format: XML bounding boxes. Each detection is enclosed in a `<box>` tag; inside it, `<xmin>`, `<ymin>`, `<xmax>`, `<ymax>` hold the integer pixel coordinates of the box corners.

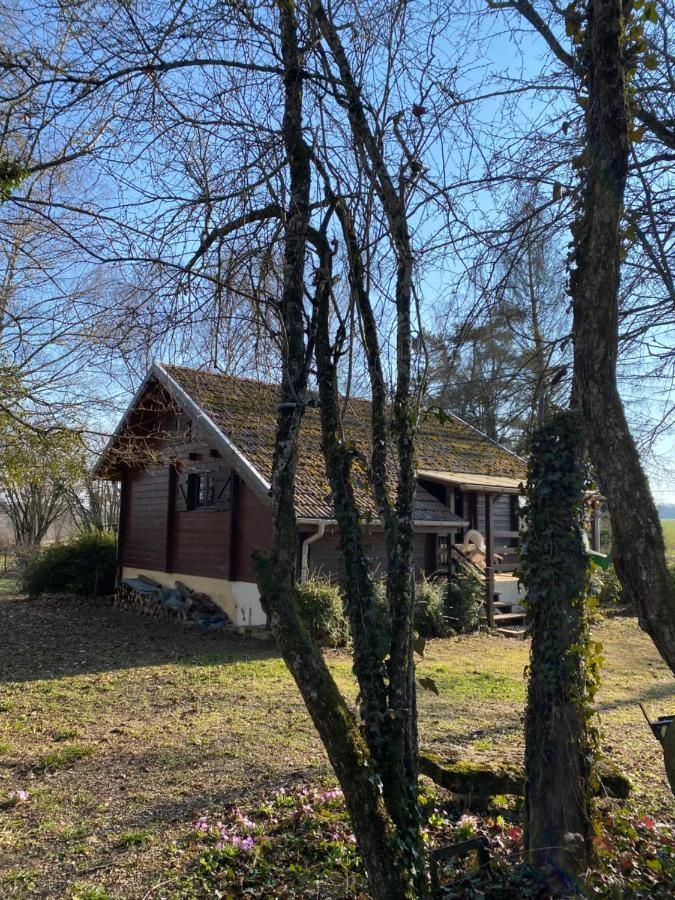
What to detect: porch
<box><xmin>418</xmin><ymin>470</ymin><xmax>524</xmax><ymax>630</ymax></box>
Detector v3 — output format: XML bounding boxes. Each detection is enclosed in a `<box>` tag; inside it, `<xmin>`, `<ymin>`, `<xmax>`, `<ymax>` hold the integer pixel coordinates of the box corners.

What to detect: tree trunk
<box><xmin>520</xmin><ymin>411</ymin><xmax>595</xmax><ymax>888</ymax></box>
<box><xmin>253</xmin><ymin>5</ymin><xmax>420</xmax><ymax>898</ymax></box>
<box><xmin>571</xmin><ymin>0</ymin><xmax>675</xmax><ymax>673</ymax></box>
<box><xmin>311</xmin><ymin>3</ymin><xmax>426</xmax><ymax>889</ymax></box>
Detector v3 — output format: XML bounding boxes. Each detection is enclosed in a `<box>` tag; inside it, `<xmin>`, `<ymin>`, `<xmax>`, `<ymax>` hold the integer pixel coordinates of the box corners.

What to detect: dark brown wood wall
<box><xmin>308</xmin><ymin>529</ymin><xmax>430</xmax><ymax>580</ymax></box>
<box><xmin>120</xmin><ymin>439</ymin><xmax>238</xmax><ymax>581</ymax></box>
<box><xmin>171</xmin><ymin>506</ymin><xmax>231</xmax><ymax>578</ymax></box>
<box><xmin>122</xmin><ymin>466</ymin><xmax>170</xmax><ymax>571</ymax></box>
<box><xmin>233</xmin><ymin>482</ymin><xmax>274</xmax><ymax>581</ymax></box>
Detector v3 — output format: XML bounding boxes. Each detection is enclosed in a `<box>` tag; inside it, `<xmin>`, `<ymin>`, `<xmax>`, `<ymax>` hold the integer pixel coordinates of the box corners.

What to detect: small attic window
<box><xmin>165</xmin><ymin>413</ymin><xmax>180</xmax><ymax>434</ymax></box>
<box><xmin>186</xmin><ymin>472</ymin><xmax>215</xmax><ymax>510</ymax></box>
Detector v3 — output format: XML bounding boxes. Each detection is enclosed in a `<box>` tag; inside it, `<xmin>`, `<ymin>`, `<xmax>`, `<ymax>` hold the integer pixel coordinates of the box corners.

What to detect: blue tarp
<box><xmin>121</xmin><ymin>578</ymin><xmax>227</xmax><ymax>628</ymax></box>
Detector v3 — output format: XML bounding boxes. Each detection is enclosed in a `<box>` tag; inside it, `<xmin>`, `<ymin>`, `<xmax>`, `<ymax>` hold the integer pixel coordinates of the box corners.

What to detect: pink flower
<box><xmin>194</xmin><ymin>817</ymin><xmax>209</xmax><ymax>832</ymax></box>
<box><xmin>507</xmin><ymin>826</ymin><xmax>523</xmax><ymax>842</ymax></box>
<box><xmin>9</xmin><ymin>789</ymin><xmax>29</xmax><ymax>802</ymax></box>
<box><xmin>302</xmin><ymin>803</ymin><xmax>313</xmax><ymax>814</ymax></box>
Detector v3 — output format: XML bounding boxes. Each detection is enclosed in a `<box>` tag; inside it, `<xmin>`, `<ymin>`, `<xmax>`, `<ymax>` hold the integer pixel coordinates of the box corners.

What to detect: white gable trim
<box><xmin>153</xmin><ymin>363</ymin><xmax>271</xmax><ymax>503</ymax></box>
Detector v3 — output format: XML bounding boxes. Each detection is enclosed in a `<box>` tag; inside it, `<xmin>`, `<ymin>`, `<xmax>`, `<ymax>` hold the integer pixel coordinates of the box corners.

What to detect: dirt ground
<box><xmin>0</xmin><ymin>593</ymin><xmax>673</xmax><ymax>898</ymax></box>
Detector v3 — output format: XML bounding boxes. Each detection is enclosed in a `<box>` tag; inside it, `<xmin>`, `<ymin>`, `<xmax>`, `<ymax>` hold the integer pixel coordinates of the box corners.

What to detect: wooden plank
<box><xmin>468</xmin><ymin>492</ymin><xmax>478</xmax><ymax>531</ymax></box>
<box><xmin>165</xmin><ymin>463</ymin><xmax>177</xmax><ymax>573</ymax></box>
<box><xmin>484</xmin><ymin>491</ymin><xmax>495</xmax><ymax>628</ymax></box>
<box><xmin>116</xmin><ymin>467</ymin><xmax>129</xmax><ymax>582</ymax></box>
<box><xmin>229</xmin><ymin>471</ymin><xmax>239</xmax><ymax>581</ymax></box>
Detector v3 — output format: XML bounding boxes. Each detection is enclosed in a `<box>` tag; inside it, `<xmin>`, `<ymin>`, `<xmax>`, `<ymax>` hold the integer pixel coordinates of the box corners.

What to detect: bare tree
<box><xmin>66</xmin><ymin>475</ymin><xmax>119</xmax><ymax>533</ymax></box>
<box><xmin>0</xmin><ymin>423</ymin><xmax>82</xmax><ymax>547</ymax></box>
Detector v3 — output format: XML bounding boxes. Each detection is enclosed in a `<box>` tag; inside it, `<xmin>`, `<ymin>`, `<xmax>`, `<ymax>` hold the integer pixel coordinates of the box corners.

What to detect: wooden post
<box><xmin>164</xmin><ymin>463</ymin><xmax>177</xmax><ymax>573</ymax></box>
<box><xmin>591</xmin><ymin>501</ymin><xmax>601</xmax><ymax>552</ymax></box>
<box><xmin>484</xmin><ymin>491</ymin><xmax>495</xmax><ymax>628</ymax></box>
<box><xmin>116</xmin><ymin>468</ymin><xmax>129</xmax><ymax>586</ymax></box>
<box><xmin>468</xmin><ymin>492</ymin><xmax>478</xmax><ymax>531</ymax></box>
<box><xmin>228</xmin><ymin>471</ymin><xmax>239</xmax><ymax>581</ymax></box>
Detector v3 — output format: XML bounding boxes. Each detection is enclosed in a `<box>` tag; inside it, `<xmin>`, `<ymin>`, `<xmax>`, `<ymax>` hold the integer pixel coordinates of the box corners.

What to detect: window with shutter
<box><xmin>176</xmin><ymin>473</ymin><xmax>189</xmax><ymax>512</ymax></box>
<box><xmin>185</xmin><ymin>472</ymin><xmax>216</xmax><ymax>510</ymax></box>
<box><xmin>213</xmin><ymin>470</ymin><xmax>233</xmax><ymax>511</ymax></box>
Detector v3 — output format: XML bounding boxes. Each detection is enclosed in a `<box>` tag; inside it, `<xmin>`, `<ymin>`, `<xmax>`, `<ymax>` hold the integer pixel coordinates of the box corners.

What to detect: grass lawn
<box><xmin>0</xmin><ymin>593</ymin><xmax>673</xmax><ymax>898</ymax></box>
<box><xmin>662</xmin><ymin>518</ymin><xmax>675</xmax><ymax>564</ymax></box>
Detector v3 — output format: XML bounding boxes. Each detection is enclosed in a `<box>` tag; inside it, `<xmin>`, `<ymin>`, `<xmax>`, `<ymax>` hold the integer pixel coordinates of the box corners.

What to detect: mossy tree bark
<box><xmin>308</xmin><ymin>2</ymin><xmax>427</xmax><ymax>889</ymax></box>
<box><xmin>253</xmin><ymin>4</ymin><xmax>423</xmax><ymax>898</ymax></box>
<box><xmin>571</xmin><ymin>0</ymin><xmax>675</xmax><ymax>674</ymax></box>
<box><xmin>520</xmin><ymin>412</ymin><xmax>595</xmax><ymax>889</ymax></box>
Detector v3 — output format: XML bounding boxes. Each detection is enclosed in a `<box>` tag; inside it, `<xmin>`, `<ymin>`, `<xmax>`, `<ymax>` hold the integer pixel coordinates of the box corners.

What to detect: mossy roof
<box><xmin>159</xmin><ymin>364</ymin><xmax>525</xmax><ymax>521</ymax></box>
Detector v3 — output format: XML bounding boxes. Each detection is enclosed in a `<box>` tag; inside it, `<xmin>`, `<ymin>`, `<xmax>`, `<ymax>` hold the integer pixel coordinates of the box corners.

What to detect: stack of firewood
<box><xmin>113</xmin><ymin>575</ymin><xmax>231</xmax><ymax>629</ymax></box>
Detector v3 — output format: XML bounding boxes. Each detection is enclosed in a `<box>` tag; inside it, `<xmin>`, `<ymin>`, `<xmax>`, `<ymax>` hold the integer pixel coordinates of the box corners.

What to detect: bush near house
<box><xmin>296</xmin><ymin>567</ymin><xmax>491</xmax><ymax>645</ymax></box>
<box><xmin>22</xmin><ymin>531</ymin><xmax>117</xmax><ymax>598</ymax></box>
<box><xmin>297</xmin><ymin>574</ymin><xmax>454</xmax><ymax>644</ymax></box>
<box><xmin>295</xmin><ymin>575</ymin><xmax>350</xmax><ymax>647</ymax></box>
<box><xmin>444</xmin><ymin>565</ymin><xmax>483</xmax><ymax>634</ymax></box>
<box><xmin>415</xmin><ymin>577</ymin><xmax>449</xmax><ymax>638</ymax></box>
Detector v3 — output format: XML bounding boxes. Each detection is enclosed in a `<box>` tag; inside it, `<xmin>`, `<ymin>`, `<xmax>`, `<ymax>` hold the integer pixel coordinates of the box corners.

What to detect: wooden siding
<box><xmin>308</xmin><ymin>529</ymin><xmax>430</xmax><ymax>581</ymax></box>
<box><xmin>122</xmin><ymin>465</ymin><xmax>170</xmax><ymax>571</ymax></box>
<box><xmin>476</xmin><ymin>493</ymin><xmax>512</xmax><ymax>536</ymax></box>
<box><xmin>120</xmin><ymin>424</ymin><xmax>241</xmax><ymax>581</ymax></box>
<box><xmin>171</xmin><ymin>507</ymin><xmax>231</xmax><ymax>579</ymax></box>
<box><xmin>233</xmin><ymin>482</ymin><xmax>273</xmax><ymax>581</ymax></box>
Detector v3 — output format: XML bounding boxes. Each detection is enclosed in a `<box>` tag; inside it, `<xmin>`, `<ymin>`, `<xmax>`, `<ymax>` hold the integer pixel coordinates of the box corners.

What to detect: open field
<box><xmin>0</xmin><ymin>593</ymin><xmax>673</xmax><ymax>898</ymax></box>
<box><xmin>662</xmin><ymin>518</ymin><xmax>675</xmax><ymax>563</ymax></box>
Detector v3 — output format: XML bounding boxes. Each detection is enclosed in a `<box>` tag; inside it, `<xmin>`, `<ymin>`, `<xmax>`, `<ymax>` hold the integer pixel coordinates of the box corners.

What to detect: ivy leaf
<box><xmin>644</xmin><ymin>2</ymin><xmax>658</xmax><ymax>24</ymax></box>
<box><xmin>418</xmin><ymin>676</ymin><xmax>439</xmax><ymax>695</ymax></box>
<box><xmin>413</xmin><ymin>635</ymin><xmax>426</xmax><ymax>658</ymax></box>
<box><xmin>643</xmin><ymin>52</ymin><xmax>658</xmax><ymax>70</ymax></box>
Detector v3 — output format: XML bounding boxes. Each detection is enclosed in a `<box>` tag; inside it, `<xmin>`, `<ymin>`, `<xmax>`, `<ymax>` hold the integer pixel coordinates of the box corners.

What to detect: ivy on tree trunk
<box><xmin>520</xmin><ymin>410</ymin><xmax>596</xmax><ymax>889</ymax></box>
<box><xmin>253</xmin><ymin>3</ymin><xmax>424</xmax><ymax>898</ymax></box>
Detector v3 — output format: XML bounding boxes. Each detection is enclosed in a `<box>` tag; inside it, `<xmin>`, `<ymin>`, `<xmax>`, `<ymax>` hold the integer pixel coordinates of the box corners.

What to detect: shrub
<box><xmin>598</xmin><ymin>564</ymin><xmax>624</xmax><ymax>608</ymax></box>
<box><xmin>414</xmin><ymin>577</ymin><xmax>448</xmax><ymax>637</ymax></box>
<box><xmin>444</xmin><ymin>565</ymin><xmax>483</xmax><ymax>634</ymax></box>
<box><xmin>295</xmin><ymin>575</ymin><xmax>350</xmax><ymax>647</ymax></box>
<box><xmin>22</xmin><ymin>531</ymin><xmax>117</xmax><ymax>598</ymax></box>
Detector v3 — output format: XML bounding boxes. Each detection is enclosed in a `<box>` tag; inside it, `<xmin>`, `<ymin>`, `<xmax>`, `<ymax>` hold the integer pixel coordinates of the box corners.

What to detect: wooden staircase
<box><xmin>492</xmin><ymin>598</ymin><xmax>526</xmax><ymax>638</ymax></box>
<box><xmin>448</xmin><ymin>544</ymin><xmax>527</xmax><ymax>638</ymax></box>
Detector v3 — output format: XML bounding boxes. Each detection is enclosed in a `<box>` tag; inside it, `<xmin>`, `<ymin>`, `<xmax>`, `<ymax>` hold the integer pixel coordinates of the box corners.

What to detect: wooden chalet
<box><xmin>96</xmin><ymin>363</ymin><xmax>527</xmax><ymax>628</ymax></box>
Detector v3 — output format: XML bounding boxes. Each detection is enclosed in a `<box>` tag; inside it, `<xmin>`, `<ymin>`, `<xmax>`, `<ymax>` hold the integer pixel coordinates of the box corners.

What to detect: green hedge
<box><xmin>22</xmin><ymin>531</ymin><xmax>117</xmax><ymax>598</ymax></box>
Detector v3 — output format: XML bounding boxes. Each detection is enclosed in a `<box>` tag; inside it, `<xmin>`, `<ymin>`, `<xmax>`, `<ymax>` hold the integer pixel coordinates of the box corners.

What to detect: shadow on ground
<box><xmin>0</xmin><ymin>594</ymin><xmax>280</xmax><ymax>683</ymax></box>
